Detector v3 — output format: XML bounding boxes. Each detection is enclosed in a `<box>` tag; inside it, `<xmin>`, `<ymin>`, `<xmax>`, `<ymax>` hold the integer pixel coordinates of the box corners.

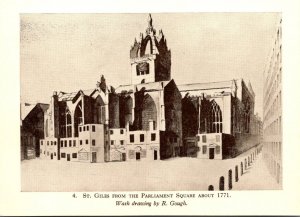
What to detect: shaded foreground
<box><xmin>21</xmin><ymin>146</ymin><xmax>280</xmax><ymax>192</ymax></box>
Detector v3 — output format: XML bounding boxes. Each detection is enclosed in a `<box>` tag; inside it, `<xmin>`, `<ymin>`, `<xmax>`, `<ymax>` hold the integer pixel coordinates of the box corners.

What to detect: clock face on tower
<box><xmin>136</xmin><ymin>62</ymin><xmax>150</xmax><ymax>75</ymax></box>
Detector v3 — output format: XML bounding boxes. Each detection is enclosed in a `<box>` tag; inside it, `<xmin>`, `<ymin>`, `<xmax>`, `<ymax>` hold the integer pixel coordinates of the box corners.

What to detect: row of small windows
<box><xmin>111</xmin><ymin>140</ymin><xmax>125</xmax><ymax>146</ymax></box>
<box><xmin>60</xmin><ymin>139</ymin><xmax>97</xmax><ymax>147</ymax></box>
<box><xmin>264</xmin><ymin>116</ymin><xmax>281</xmax><ymax>136</ymax></box>
<box><xmin>79</xmin><ymin>125</ymin><xmax>96</xmax><ymax>132</ymax></box>
<box><xmin>264</xmin><ymin>63</ymin><xmax>281</xmax><ymax>108</ymax></box>
<box><xmin>201</xmin><ymin>145</ymin><xmax>221</xmax><ymax>155</ymax></box>
<box><xmin>263</xmin><ymin>42</ymin><xmax>281</xmax><ymax>101</ymax></box>
<box><xmin>264</xmin><ymin>77</ymin><xmax>281</xmax><ymax>107</ymax></box>
<box><xmin>41</xmin><ymin>141</ymin><xmax>57</xmax><ymax>146</ymax></box>
<box><xmin>264</xmin><ymin>141</ymin><xmax>282</xmax><ymax>160</ymax></box>
<box><xmin>42</xmin><ymin>151</ymin><xmax>56</xmax><ymax>156</ymax></box>
<box><xmin>199</xmin><ymin>135</ymin><xmax>221</xmax><ymax>143</ymax></box>
<box><xmin>108</xmin><ymin>129</ymin><xmax>125</xmax><ymax>135</ymax></box>
<box><xmin>129</xmin><ymin>133</ymin><xmax>156</xmax><ymax>143</ymax></box>
<box><xmin>264</xmin><ymin>91</ymin><xmax>281</xmax><ymax>121</ymax></box>
<box><xmin>136</xmin><ymin>69</ymin><xmax>150</xmax><ymax>76</ymax></box>
<box><xmin>61</xmin><ymin>153</ymin><xmax>77</xmax><ymax>158</ymax></box>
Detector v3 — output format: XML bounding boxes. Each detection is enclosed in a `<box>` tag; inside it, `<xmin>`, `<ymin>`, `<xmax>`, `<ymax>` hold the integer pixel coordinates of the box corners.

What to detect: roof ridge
<box><xmin>177</xmin><ymin>79</ymin><xmax>235</xmax><ymax>86</ymax></box>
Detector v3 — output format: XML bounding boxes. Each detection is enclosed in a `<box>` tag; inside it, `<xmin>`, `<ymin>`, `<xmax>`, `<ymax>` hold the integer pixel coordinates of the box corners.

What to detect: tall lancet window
<box><xmin>66</xmin><ymin>108</ymin><xmax>72</xmax><ymax>138</ymax></box>
<box><xmin>74</xmin><ymin>101</ymin><xmax>83</xmax><ymax>137</ymax></box>
<box><xmin>210</xmin><ymin>101</ymin><xmax>223</xmax><ymax>133</ymax></box>
<box><xmin>244</xmin><ymin>100</ymin><xmax>251</xmax><ymax>133</ymax></box>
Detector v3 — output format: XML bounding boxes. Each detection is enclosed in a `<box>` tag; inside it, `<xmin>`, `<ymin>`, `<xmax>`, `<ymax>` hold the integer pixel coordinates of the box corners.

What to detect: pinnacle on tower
<box><xmin>96</xmin><ymin>74</ymin><xmax>107</xmax><ymax>93</ymax></box>
<box><xmin>148</xmin><ymin>14</ymin><xmax>153</xmax><ymax>28</ymax></box>
<box><xmin>146</xmin><ymin>13</ymin><xmax>156</xmax><ymax>35</ymax></box>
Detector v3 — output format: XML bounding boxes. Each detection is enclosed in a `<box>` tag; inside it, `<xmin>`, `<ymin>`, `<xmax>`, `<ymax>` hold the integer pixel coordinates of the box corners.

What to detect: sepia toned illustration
<box><xmin>20</xmin><ymin>13</ymin><xmax>282</xmax><ymax>191</ymax></box>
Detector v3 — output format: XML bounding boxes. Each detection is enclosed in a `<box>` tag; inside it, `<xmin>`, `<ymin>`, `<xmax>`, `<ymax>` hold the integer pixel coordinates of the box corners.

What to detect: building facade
<box><xmin>39</xmin><ymin>14</ymin><xmax>182</xmax><ymax>162</ymax></box>
<box><xmin>36</xmin><ymin>14</ymin><xmax>261</xmax><ymax>163</ymax></box>
<box><xmin>262</xmin><ymin>17</ymin><xmax>282</xmax><ymax>185</ymax></box>
<box><xmin>179</xmin><ymin>79</ymin><xmax>261</xmax><ymax>160</ymax></box>
<box><xmin>21</xmin><ymin>103</ymin><xmax>49</xmax><ymax>160</ymax></box>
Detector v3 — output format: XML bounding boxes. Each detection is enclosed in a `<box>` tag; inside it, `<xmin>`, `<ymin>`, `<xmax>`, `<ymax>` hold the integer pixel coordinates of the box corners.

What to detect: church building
<box><xmin>38</xmin><ymin>14</ymin><xmax>261</xmax><ymax>163</ymax></box>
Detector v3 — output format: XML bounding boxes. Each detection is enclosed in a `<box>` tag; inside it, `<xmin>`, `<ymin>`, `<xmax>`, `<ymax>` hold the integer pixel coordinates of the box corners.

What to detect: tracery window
<box><xmin>66</xmin><ymin>107</ymin><xmax>72</xmax><ymax>138</ymax></box>
<box><xmin>209</xmin><ymin>101</ymin><xmax>223</xmax><ymax>133</ymax></box>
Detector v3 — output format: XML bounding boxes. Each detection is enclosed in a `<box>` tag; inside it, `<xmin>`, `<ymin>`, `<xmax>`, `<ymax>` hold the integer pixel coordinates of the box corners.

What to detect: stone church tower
<box><xmin>130</xmin><ymin>14</ymin><xmax>171</xmax><ymax>84</ymax></box>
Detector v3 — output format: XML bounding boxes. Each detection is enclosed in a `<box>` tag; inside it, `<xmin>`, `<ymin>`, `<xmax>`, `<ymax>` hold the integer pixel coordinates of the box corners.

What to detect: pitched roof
<box><xmin>20</xmin><ymin>103</ymin><xmax>49</xmax><ymax>121</ymax></box>
<box><xmin>58</xmin><ymin>89</ymin><xmax>96</xmax><ymax>101</ymax></box>
<box><xmin>58</xmin><ymin>91</ymin><xmax>77</xmax><ymax>101</ymax></box>
<box><xmin>20</xmin><ymin>104</ymin><xmax>36</xmax><ymax>121</ymax></box>
<box><xmin>177</xmin><ymin>80</ymin><xmax>235</xmax><ymax>92</ymax></box>
<box><xmin>115</xmin><ymin>80</ymin><xmax>171</xmax><ymax>94</ymax></box>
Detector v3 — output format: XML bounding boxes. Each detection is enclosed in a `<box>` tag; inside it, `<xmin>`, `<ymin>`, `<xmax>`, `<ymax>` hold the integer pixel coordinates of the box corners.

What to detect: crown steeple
<box><xmin>130</xmin><ymin>14</ymin><xmax>171</xmax><ymax>84</ymax></box>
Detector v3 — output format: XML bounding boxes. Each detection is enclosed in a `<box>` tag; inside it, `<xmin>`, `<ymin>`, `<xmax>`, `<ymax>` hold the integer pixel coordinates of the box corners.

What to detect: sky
<box><xmin>20</xmin><ymin>13</ymin><xmax>280</xmax><ymax>117</ymax></box>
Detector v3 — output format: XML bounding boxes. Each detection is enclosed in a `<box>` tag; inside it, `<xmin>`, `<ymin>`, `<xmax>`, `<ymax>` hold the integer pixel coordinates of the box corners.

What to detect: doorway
<box><xmin>136</xmin><ymin>152</ymin><xmax>141</xmax><ymax>160</ymax></box>
<box><xmin>122</xmin><ymin>153</ymin><xmax>126</xmax><ymax>161</ymax></box>
<box><xmin>92</xmin><ymin>152</ymin><xmax>97</xmax><ymax>163</ymax></box>
<box><xmin>154</xmin><ymin>150</ymin><xmax>158</xmax><ymax>160</ymax></box>
<box><xmin>67</xmin><ymin>154</ymin><xmax>70</xmax><ymax>161</ymax></box>
<box><xmin>209</xmin><ymin>148</ymin><xmax>215</xmax><ymax>159</ymax></box>
<box><xmin>51</xmin><ymin>153</ymin><xmax>53</xmax><ymax>160</ymax></box>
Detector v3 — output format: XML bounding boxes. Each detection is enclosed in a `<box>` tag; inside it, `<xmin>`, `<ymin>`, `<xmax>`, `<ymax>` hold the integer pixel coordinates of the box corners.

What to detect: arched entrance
<box><xmin>136</xmin><ymin>152</ymin><xmax>141</xmax><ymax>160</ymax></box>
<box><xmin>208</xmin><ymin>185</ymin><xmax>214</xmax><ymax>191</ymax></box>
<box><xmin>154</xmin><ymin>149</ymin><xmax>158</xmax><ymax>160</ymax></box>
<box><xmin>135</xmin><ymin>146</ymin><xmax>142</xmax><ymax>161</ymax></box>
<box><xmin>209</xmin><ymin>147</ymin><xmax>215</xmax><ymax>159</ymax></box>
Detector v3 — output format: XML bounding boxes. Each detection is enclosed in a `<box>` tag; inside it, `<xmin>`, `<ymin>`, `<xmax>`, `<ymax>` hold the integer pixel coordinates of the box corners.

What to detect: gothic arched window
<box><xmin>244</xmin><ymin>100</ymin><xmax>251</xmax><ymax>133</ymax></box>
<box><xmin>74</xmin><ymin>101</ymin><xmax>83</xmax><ymax>137</ymax></box>
<box><xmin>66</xmin><ymin>107</ymin><xmax>72</xmax><ymax>138</ymax></box>
<box><xmin>209</xmin><ymin>100</ymin><xmax>223</xmax><ymax>133</ymax></box>
<box><xmin>94</xmin><ymin>96</ymin><xmax>105</xmax><ymax>124</ymax></box>
<box><xmin>142</xmin><ymin>94</ymin><xmax>157</xmax><ymax>130</ymax></box>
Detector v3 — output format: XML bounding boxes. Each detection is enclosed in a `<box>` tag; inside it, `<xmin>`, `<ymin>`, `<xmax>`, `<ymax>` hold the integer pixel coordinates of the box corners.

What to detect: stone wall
<box><xmin>83</xmin><ymin>96</ymin><xmax>94</xmax><ymax>124</ymax></box>
<box><xmin>119</xmin><ymin>95</ymin><xmax>133</xmax><ymax>128</ymax></box>
<box><xmin>141</xmin><ymin>94</ymin><xmax>157</xmax><ymax>130</ymax></box>
<box><xmin>108</xmin><ymin>93</ymin><xmax>120</xmax><ymax>128</ymax></box>
<box><xmin>161</xmin><ymin>80</ymin><xmax>183</xmax><ymax>159</ymax></box>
